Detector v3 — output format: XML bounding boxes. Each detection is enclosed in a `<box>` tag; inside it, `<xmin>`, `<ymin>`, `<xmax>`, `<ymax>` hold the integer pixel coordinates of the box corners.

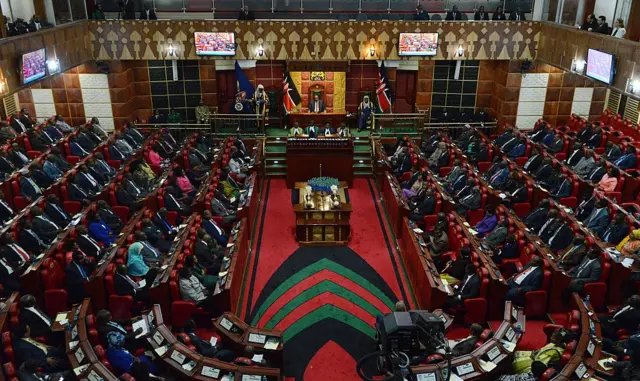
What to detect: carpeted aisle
<box><xmin>241</xmin><ymin>178</ymin><xmax>414</xmax><ymax>380</ymax></box>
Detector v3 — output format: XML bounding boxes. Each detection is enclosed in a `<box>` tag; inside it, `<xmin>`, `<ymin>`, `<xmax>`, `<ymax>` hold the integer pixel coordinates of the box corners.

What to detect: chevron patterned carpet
<box><xmin>240</xmin><ymin>178</ymin><xmax>415</xmax><ymax>380</ymax></box>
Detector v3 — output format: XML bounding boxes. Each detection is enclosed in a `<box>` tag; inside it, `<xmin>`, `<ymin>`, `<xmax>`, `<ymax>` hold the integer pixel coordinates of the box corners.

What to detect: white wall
<box><xmin>1</xmin><ymin>0</ymin><xmax>36</xmax><ymax>22</ymax></box>
<box><xmin>594</xmin><ymin>0</ymin><xmax>618</xmax><ymax>23</ymax></box>
<box><xmin>31</xmin><ymin>89</ymin><xmax>56</xmax><ymax>122</ymax></box>
<box><xmin>516</xmin><ymin>74</ymin><xmax>549</xmax><ymax>130</ymax></box>
<box><xmin>79</xmin><ymin>74</ymin><xmax>115</xmax><ymax>131</ymax></box>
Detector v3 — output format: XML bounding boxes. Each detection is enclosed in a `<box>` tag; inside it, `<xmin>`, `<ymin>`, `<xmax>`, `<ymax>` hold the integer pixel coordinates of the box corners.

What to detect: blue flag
<box><xmin>235</xmin><ymin>61</ymin><xmax>255</xmax><ymax>100</ymax></box>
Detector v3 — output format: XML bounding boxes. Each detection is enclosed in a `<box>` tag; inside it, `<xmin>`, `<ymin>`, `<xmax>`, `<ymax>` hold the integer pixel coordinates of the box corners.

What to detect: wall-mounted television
<box><xmin>586</xmin><ymin>48</ymin><xmax>615</xmax><ymax>85</ymax></box>
<box><xmin>21</xmin><ymin>48</ymin><xmax>47</xmax><ymax>85</ymax></box>
<box><xmin>194</xmin><ymin>32</ymin><xmax>236</xmax><ymax>56</ymax></box>
<box><xmin>398</xmin><ymin>33</ymin><xmax>438</xmax><ymax>57</ymax></box>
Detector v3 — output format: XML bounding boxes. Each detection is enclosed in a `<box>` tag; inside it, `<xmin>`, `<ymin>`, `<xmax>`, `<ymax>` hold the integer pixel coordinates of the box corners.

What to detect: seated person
<box><xmin>456</xmin><ymin>187</ymin><xmax>482</xmax><ymax>215</ymax></box>
<box><xmin>228</xmin><ymin>147</ymin><xmax>249</xmax><ymax>180</ymax></box>
<box><xmin>126</xmin><ymin>243</ymin><xmax>158</xmax><ymax>285</ymax></box>
<box><xmin>20</xmin><ymin>173</ymin><xmax>43</xmax><ymax>201</ymax></box>
<box><xmin>123</xmin><ymin>173</ymin><xmax>146</xmax><ymax>199</ymax></box>
<box><xmin>488</xmin><ymin>161</ymin><xmax>510</xmax><ymax>188</ymax></box>
<box><xmin>54</xmin><ymin>115</ymin><xmax>73</xmax><ymax>134</ymax></box>
<box><xmin>484</xmin><ymin>219</ymin><xmax>508</xmax><ymax>247</ymax></box>
<box><xmin>66</xmin><ymin>176</ymin><xmax>91</xmax><ymax>202</ymax></box>
<box><xmin>42</xmin><ymin>156</ymin><xmax>63</xmax><ymax>181</ymax></box>
<box><xmin>18</xmin><ymin>295</ymin><xmax>52</xmax><ymax>339</ymax></box>
<box><xmin>178</xmin><ymin>266</ymin><xmax>213</xmax><ymax>312</ymax></box>
<box><xmin>96</xmin><ymin>309</ymin><xmax>144</xmax><ymax>351</ymax></box>
<box><xmin>523</xmin><ymin>148</ymin><xmax>543</xmax><ymax>173</ymax></box>
<box><xmin>134</xmin><ymin>232</ymin><xmax>162</xmax><ymax>267</ymax></box>
<box><xmin>614</xmin><ymin>146</ymin><xmax>637</xmax><ymax>169</ymax></box>
<box><xmin>493</xmin><ymin>233</ymin><xmax>518</xmax><ymax>264</ymax></box>
<box><xmin>164</xmin><ymin>185</ymin><xmax>191</xmax><ymax>216</ymax></box>
<box><xmin>152</xmin><ymin>208</ymin><xmax>178</xmax><ymax>239</ymax></box>
<box><xmin>31</xmin><ymin>206</ymin><xmax>60</xmax><ymax>244</ymax></box>
<box><xmin>598</xmin><ymin>166</ymin><xmax>619</xmax><ymax>192</ymax></box>
<box><xmin>106</xmin><ymin>331</ymin><xmax>157</xmax><ymax>376</ymax></box>
<box><xmin>524</xmin><ymin>200</ymin><xmax>551</xmax><ymax>232</ymax></box>
<box><xmin>505</xmin><ymin>256</ymin><xmax>544</xmax><ymax>306</ymax></box>
<box><xmin>600</xmin><ymin>213</ymin><xmax>629</xmax><ymax>245</ymax></box>
<box><xmin>573</xmin><ymin>149</ymin><xmax>596</xmax><ymax>177</ymax></box>
<box><xmin>288</xmin><ymin>122</ymin><xmax>304</xmax><ymax>137</ymax></box>
<box><xmin>599</xmin><ymin>295</ymin><xmax>640</xmax><ymax>341</ymax></box>
<box><xmin>562</xmin><ymin>249</ymin><xmax>602</xmax><ymax>303</ymax></box>
<box><xmin>425</xmin><ymin>226</ymin><xmax>449</xmax><ymax>268</ymax></box>
<box><xmin>604</xmin><ymin>141</ymin><xmax>622</xmax><ymax>162</ymax></box>
<box><xmin>533</xmin><ymin>158</ymin><xmax>553</xmax><ymax>182</ymax></box>
<box><xmin>550</xmin><ymin>175</ymin><xmax>572</xmax><ymax>199</ymax></box>
<box><xmin>11</xmin><ymin>325</ymin><xmax>70</xmax><ymax>372</ymax></box>
<box><xmin>440</xmin><ymin>247</ymin><xmax>471</xmax><ymax>285</ymax></box>
<box><xmin>183</xmin><ymin>319</ymin><xmax>236</xmax><ymax>361</ymax></box>
<box><xmin>45</xmin><ymin>195</ymin><xmax>70</xmax><ymax>227</ymax></box>
<box><xmin>445</xmin><ymin>159</ymin><xmax>464</xmax><ymax>185</ymax></box>
<box><xmin>2</xmin><ymin>232</ymin><xmax>33</xmax><ymax>267</ymax></box>
<box><xmin>194</xmin><ymin>230</ymin><xmax>224</xmax><ymax>274</ymax></box>
<box><xmin>443</xmin><ymin>264</ymin><xmax>480</xmax><ymax>310</ymax></box>
<box><xmin>0</xmin><ymin>256</ymin><xmax>23</xmax><ymax>296</ymax></box>
<box><xmin>211</xmin><ymin>195</ymin><xmax>238</xmax><ymax>223</ymax></box>
<box><xmin>174</xmin><ymin>166</ymin><xmax>196</xmax><ymax>197</ymax></box>
<box><xmin>494</xmin><ymin>126</ymin><xmax>515</xmax><ymax>147</ymax></box>
<box><xmin>475</xmin><ymin>205</ymin><xmax>498</xmax><ymax>238</ymax></box>
<box><xmin>617</xmin><ymin>229</ymin><xmax>640</xmax><ymax>256</ymax></box>
<box><xmin>141</xmin><ymin>218</ymin><xmax>172</xmax><ymax>253</ymax></box>
<box><xmin>547</xmin><ymin>135</ymin><xmax>565</xmax><ymax>154</ymax></box>
<box><xmin>402</xmin><ymin>172</ymin><xmax>425</xmax><ymax>200</ymax></box>
<box><xmin>577</xmin><ymin>122</ymin><xmax>594</xmax><ymax>142</ymax></box>
<box><xmin>69</xmin><ymin>136</ymin><xmax>90</xmax><ymax>157</ymax></box>
<box><xmin>408</xmin><ymin>188</ymin><xmax>436</xmax><ymax>222</ymax></box>
<box><xmin>77</xmin><ymin>164</ymin><xmax>101</xmax><ymax>193</ymax></box>
<box><xmin>507</xmin><ymin>137</ymin><xmax>526</xmax><ymax>158</ymax></box>
<box><xmin>558</xmin><ymin>235</ymin><xmax>587</xmax><ymax>269</ymax></box>
<box><xmin>201</xmin><ymin>210</ymin><xmax>228</xmax><ymax>246</ymax></box>
<box><xmin>585</xmin><ymin>127</ymin><xmax>602</xmax><ymax>148</ymax></box>
<box><xmin>97</xmin><ymin>200</ymin><xmax>124</xmax><ymax>233</ymax></box>
<box><xmin>113</xmin><ymin>264</ymin><xmax>151</xmax><ymax>304</ymax></box>
<box><xmin>0</xmin><ymin>190</ymin><xmax>15</xmax><ymax>224</ymax></box>
<box><xmin>19</xmin><ymin>219</ymin><xmax>48</xmax><ymax>255</ymax></box>
<box><xmin>510</xmin><ymin>329</ymin><xmax>571</xmax><ymax>374</ymax></box>
<box><xmin>65</xmin><ymin>250</ymin><xmax>95</xmax><ymax>304</ymax></box>
<box><xmin>451</xmin><ymin>324</ymin><xmax>484</xmax><ymax>356</ymax></box>
<box><xmin>320</xmin><ymin>122</ymin><xmax>335</xmax><ymax>136</ymax></box>
<box><xmin>75</xmin><ymin>225</ymin><xmax>104</xmax><ymax>259</ymax></box>
<box><xmin>116</xmin><ymin>185</ymin><xmax>142</xmax><ymax>212</ymax></box>
<box><xmin>584</xmin><ymin>199</ymin><xmax>610</xmax><ymax>236</ymax></box>
<box><xmin>184</xmin><ymin>254</ymin><xmax>217</xmax><ymax>289</ymax></box>
<box><xmin>93</xmin><ymin>152</ymin><xmax>117</xmax><ymax>176</ymax></box>
<box><xmin>453</xmin><ymin>178</ymin><xmax>475</xmax><ymax>199</ymax></box>
<box><xmin>17</xmin><ymin>358</ymin><xmax>71</xmax><ymax>381</ymax></box>
<box><xmin>88</xmin><ymin>213</ymin><xmax>116</xmax><ymax>245</ymax></box>
<box><xmin>427</xmin><ymin>142</ymin><xmax>449</xmax><ymax>170</ymax></box>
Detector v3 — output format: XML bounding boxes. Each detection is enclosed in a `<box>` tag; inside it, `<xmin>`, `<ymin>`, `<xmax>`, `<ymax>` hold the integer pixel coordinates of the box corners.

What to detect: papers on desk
<box><xmin>413</xmin><ymin>228</ymin><xmax>424</xmax><ymax>234</ymax></box>
<box><xmin>155</xmin><ymin>344</ymin><xmax>169</xmax><ymax>357</ymax></box>
<box><xmin>218</xmin><ymin>270</ymin><xmax>229</xmax><ymax>277</ymax></box>
<box><xmin>478</xmin><ymin>359</ymin><xmax>497</xmax><ymax>372</ymax></box>
<box><xmin>248</xmin><ymin>333</ymin><xmax>266</xmax><ymax>344</ymax></box>
<box><xmin>487</xmin><ymin>346</ymin><xmax>501</xmax><ymax>361</ymax></box>
<box><xmin>230</xmin><ymin>197</ymin><xmax>237</xmax><ymax>203</ymax></box>
<box><xmin>153</xmin><ymin>330</ymin><xmax>164</xmax><ymax>346</ymax></box>
<box><xmin>137</xmin><ymin>279</ymin><xmax>147</xmax><ymax>288</ymax></box>
<box><xmin>237</xmin><ymin>207</ymin><xmax>243</xmax><ymax>212</ymax></box>
<box><xmin>209</xmin><ymin>336</ymin><xmax>218</xmax><ymax>346</ymax></box>
<box><xmin>622</xmin><ymin>257</ymin><xmax>635</xmax><ymax>268</ymax></box>
<box><xmin>201</xmin><ymin>366</ymin><xmax>221</xmax><ymax>378</ymax></box>
<box><xmin>264</xmin><ymin>338</ymin><xmax>280</xmax><ymax>350</ymax></box>
<box><xmin>73</xmin><ymin>364</ymin><xmax>91</xmax><ymax>376</ymax></box>
<box><xmin>468</xmin><ymin>228</ymin><xmax>478</xmax><ymax>235</ymax></box>
<box><xmin>182</xmin><ymin>360</ymin><xmax>196</xmax><ymax>372</ymax></box>
<box><xmin>463</xmin><ymin>222</ymin><xmax>470</xmax><ymax>227</ymax></box>
<box><xmin>132</xmin><ymin>318</ymin><xmax>149</xmax><ymax>338</ymax></box>
<box><xmin>598</xmin><ymin>358</ymin><xmax>614</xmax><ymax>370</ymax></box>
<box><xmin>55</xmin><ymin>312</ymin><xmax>68</xmax><ymax>321</ymax></box>
<box><xmin>500</xmin><ymin>339</ymin><xmax>516</xmax><ymax>352</ymax></box>
<box><xmin>69</xmin><ymin>340</ymin><xmax>79</xmax><ymax>350</ymax></box>
<box><xmin>160</xmin><ymin>264</ymin><xmax>169</xmax><ymax>270</ymax></box>
<box><xmin>170</xmin><ymin>350</ymin><xmax>187</xmax><ymax>364</ymax></box>
<box><xmin>251</xmin><ymin>354</ymin><xmax>263</xmax><ymax>363</ymax></box>
<box><xmin>499</xmin><ymin>193</ymin><xmax>507</xmax><ymax>199</ymax></box>
<box><xmin>71</xmin><ymin>325</ymin><xmax>78</xmax><ymax>340</ymax></box>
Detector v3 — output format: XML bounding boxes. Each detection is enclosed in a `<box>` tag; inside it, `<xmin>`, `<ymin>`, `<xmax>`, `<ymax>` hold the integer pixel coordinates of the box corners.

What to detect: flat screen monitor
<box><xmin>586</xmin><ymin>49</ymin><xmax>615</xmax><ymax>85</ymax></box>
<box><xmin>398</xmin><ymin>33</ymin><xmax>438</xmax><ymax>57</ymax></box>
<box><xmin>21</xmin><ymin>48</ymin><xmax>47</xmax><ymax>85</ymax></box>
<box><xmin>194</xmin><ymin>32</ymin><xmax>236</xmax><ymax>56</ymax></box>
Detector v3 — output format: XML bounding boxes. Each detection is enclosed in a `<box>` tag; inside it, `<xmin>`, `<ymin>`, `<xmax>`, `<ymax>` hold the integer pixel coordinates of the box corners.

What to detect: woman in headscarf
<box><xmin>429</xmin><ymin>142</ymin><xmax>448</xmax><ymax>167</ymax></box>
<box><xmin>358</xmin><ymin>95</ymin><xmax>373</xmax><ymax>130</ymax></box>
<box><xmin>106</xmin><ymin>331</ymin><xmax>158</xmax><ymax>376</ymax></box>
<box><xmin>617</xmin><ymin>229</ymin><xmax>640</xmax><ymax>256</ymax></box>
<box><xmin>127</xmin><ymin>242</ymin><xmax>149</xmax><ymax>277</ymax></box>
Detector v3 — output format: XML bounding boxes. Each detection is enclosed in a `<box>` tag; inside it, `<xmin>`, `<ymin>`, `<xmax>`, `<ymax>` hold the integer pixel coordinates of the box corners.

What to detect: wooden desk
<box><xmin>287</xmin><ymin>112</ymin><xmax>350</xmax><ymax>128</ymax></box>
<box><xmin>213</xmin><ymin>219</ymin><xmax>250</xmax><ymax>315</ymax></box>
<box><xmin>381</xmin><ymin>172</ymin><xmax>410</xmax><ymax>239</ymax></box>
<box><xmin>285</xmin><ymin>138</ymin><xmax>354</xmax><ymax>188</ymax></box>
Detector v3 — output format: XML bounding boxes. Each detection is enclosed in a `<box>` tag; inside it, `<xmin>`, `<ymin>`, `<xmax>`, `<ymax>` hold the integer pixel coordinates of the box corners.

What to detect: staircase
<box><xmin>265</xmin><ymin>130</ymin><xmax>288</xmax><ymax>175</ymax></box>
<box><xmin>353</xmin><ymin>135</ymin><xmax>373</xmax><ymax>176</ymax></box>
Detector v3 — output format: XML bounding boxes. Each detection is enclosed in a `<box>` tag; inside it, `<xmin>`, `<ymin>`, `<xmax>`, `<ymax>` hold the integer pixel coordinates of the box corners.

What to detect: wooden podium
<box><xmin>294</xmin><ymin>182</ymin><xmax>352</xmax><ymax>245</ymax></box>
<box><xmin>286</xmin><ymin>138</ymin><xmax>354</xmax><ymax>188</ymax></box>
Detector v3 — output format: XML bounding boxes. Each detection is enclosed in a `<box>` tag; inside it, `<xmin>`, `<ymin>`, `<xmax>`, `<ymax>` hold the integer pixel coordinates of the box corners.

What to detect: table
<box><xmin>287</xmin><ymin>112</ymin><xmax>350</xmax><ymax>128</ymax></box>
<box><xmin>213</xmin><ymin>219</ymin><xmax>250</xmax><ymax>315</ymax></box>
<box><xmin>286</xmin><ymin>138</ymin><xmax>354</xmax><ymax>188</ymax></box>
<box><xmin>293</xmin><ymin>181</ymin><xmax>352</xmax><ymax>245</ymax></box>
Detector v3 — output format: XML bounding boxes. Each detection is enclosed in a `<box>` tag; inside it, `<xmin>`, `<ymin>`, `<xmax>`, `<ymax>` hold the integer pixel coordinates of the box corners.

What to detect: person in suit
<box><xmin>69</xmin><ymin>137</ymin><xmax>90</xmax><ymax>157</ymax></box>
<box><xmin>183</xmin><ymin>319</ymin><xmax>236</xmax><ymax>361</ymax></box>
<box><xmin>0</xmin><ymin>121</ymin><xmax>17</xmax><ymax>143</ymax></box>
<box><xmin>309</xmin><ymin>94</ymin><xmax>325</xmax><ymax>113</ymax></box>
<box><xmin>29</xmin><ymin>164</ymin><xmax>53</xmax><ymax>189</ymax></box>
<box><xmin>549</xmin><ymin>223</ymin><xmax>575</xmax><ymax>252</ymax></box>
<box><xmin>574</xmin><ymin>149</ymin><xmax>596</xmax><ymax>177</ymax></box>
<box><xmin>75</xmin><ymin>225</ymin><xmax>104</xmax><ymax>259</ymax></box>
<box><xmin>65</xmin><ymin>250</ymin><xmax>95</xmax><ymax>304</ymax></box>
<box><xmin>10</xmin><ymin>111</ymin><xmax>28</xmax><ymax>134</ymax></box>
<box><xmin>440</xmin><ymin>247</ymin><xmax>471</xmax><ymax>284</ymax></box>
<box><xmin>585</xmin><ymin>158</ymin><xmax>607</xmax><ymax>183</ymax></box>
<box><xmin>211</xmin><ymin>195</ymin><xmax>237</xmax><ymax>223</ymax></box>
<box><xmin>551</xmin><ymin>175</ymin><xmax>572</xmax><ymax>199</ymax></box>
<box><xmin>97</xmin><ymin>200</ymin><xmax>123</xmax><ymax>233</ymax></box>
<box><xmin>194</xmin><ymin>232</ymin><xmax>224</xmax><ymax>274</ymax></box>
<box><xmin>505</xmin><ymin>256</ymin><xmax>544</xmax><ymax>306</ymax></box>
<box><xmin>492</xmin><ymin>5</ymin><xmax>507</xmax><ymax>20</ymax></box>
<box><xmin>605</xmin><ymin>141</ymin><xmax>622</xmax><ymax>162</ymax></box>
<box><xmin>18</xmin><ymin>295</ymin><xmax>54</xmax><ymax>341</ymax></box>
<box><xmin>88</xmin><ymin>213</ymin><xmax>115</xmax><ymax>245</ymax></box>
<box><xmin>445</xmin><ymin>5</ymin><xmax>462</xmax><ymax>20</ymax></box>
<box><xmin>0</xmin><ymin>255</ymin><xmax>22</xmax><ymax>295</ymax></box>
<box><xmin>595</xmin><ymin>15</ymin><xmax>610</xmax><ymax>34</ymax></box>
<box><xmin>484</xmin><ymin>219</ymin><xmax>508</xmax><ymax>247</ymax></box>
<box><xmin>585</xmin><ymin>199</ymin><xmax>610</xmax><ymax>237</ymax></box>
<box><xmin>9</xmin><ymin>143</ymin><xmax>31</xmax><ymax>168</ymax></box>
<box><xmin>109</xmin><ymin>143</ymin><xmax>127</xmax><ymax>161</ymax></box>
<box><xmin>524</xmin><ymin>200</ymin><xmax>551</xmax><ymax>232</ymax></box>
<box><xmin>615</xmin><ymin>146</ymin><xmax>637</xmax><ymax>169</ymax></box>
<box><xmin>113</xmin><ymin>264</ymin><xmax>151</xmax><ymax>306</ymax></box>
<box><xmin>443</xmin><ymin>264</ymin><xmax>481</xmax><ymax>310</ymax></box>
<box><xmin>238</xmin><ymin>5</ymin><xmax>255</xmax><ymax>20</ymax></box>
<box><xmin>0</xmin><ymin>190</ymin><xmax>15</xmax><ymax>224</ymax></box>
<box><xmin>47</xmin><ymin>147</ymin><xmax>69</xmax><ymax>172</ymax></box>
<box><xmin>533</xmin><ymin>157</ymin><xmax>553</xmax><ymax>180</ymax></box>
<box><xmin>509</xmin><ymin>8</ymin><xmax>526</xmax><ymax>21</ymax></box>
<box><xmin>586</xmin><ymin>127</ymin><xmax>602</xmax><ymax>148</ymax></box>
<box><xmin>493</xmin><ymin>233</ymin><xmax>519</xmax><ymax>264</ymax></box>
<box><xmin>134</xmin><ymin>232</ymin><xmax>162</xmax><ymax>266</ymax></box>
<box><xmin>457</xmin><ymin>187</ymin><xmax>481</xmax><ymax>216</ymax></box>
<box><xmin>152</xmin><ymin>208</ymin><xmax>177</xmax><ymax>239</ymax></box>
<box><xmin>599</xmin><ymin>295</ymin><xmax>640</xmax><ymax>340</ymax></box>
<box><xmin>78</xmin><ymin>165</ymin><xmax>101</xmax><ymax>193</ymax></box>
<box><xmin>522</xmin><ymin>148</ymin><xmax>543</xmax><ymax>173</ymax></box>
<box><xmin>30</xmin><ymin>206</ymin><xmax>60</xmax><ymax>244</ymax></box>
<box><xmin>27</xmin><ymin>129</ymin><xmax>50</xmax><ymax>151</ymax></box>
<box><xmin>149</xmin><ymin>110</ymin><xmax>164</xmax><ymax>125</ymax></box>
<box><xmin>163</xmin><ymin>185</ymin><xmax>191</xmax><ymax>216</ymax></box>
<box><xmin>44</xmin><ymin>195</ymin><xmax>70</xmax><ymax>227</ymax></box>
<box><xmin>601</xmin><ymin>213</ymin><xmax>629</xmax><ymax>245</ymax></box>
<box><xmin>42</xmin><ymin>156</ymin><xmax>62</xmax><ymax>182</ymax></box>
<box><xmin>566</xmin><ymin>143</ymin><xmax>585</xmax><ymax>167</ymax></box>
<box><xmin>408</xmin><ymin>189</ymin><xmax>436</xmax><ymax>222</ymax></box>
<box><xmin>11</xmin><ymin>325</ymin><xmax>69</xmax><ymax>372</ymax></box>
<box><xmin>140</xmin><ymin>218</ymin><xmax>170</xmax><ymax>254</ymax></box>
<box><xmin>562</xmin><ymin>249</ymin><xmax>602</xmax><ymax>302</ymax></box>
<box><xmin>488</xmin><ymin>161</ymin><xmax>510</xmax><ymax>188</ymax></box>
<box><xmin>445</xmin><ymin>159</ymin><xmax>465</xmax><ymax>185</ymax></box>
<box><xmin>558</xmin><ymin>235</ymin><xmax>588</xmax><ymax>270</ymax></box>
<box><xmin>18</xmin><ymin>220</ymin><xmax>47</xmax><ymax>255</ymax></box>
<box><xmin>139</xmin><ymin>2</ymin><xmax>157</xmax><ymax>20</ymax></box>
<box><xmin>201</xmin><ymin>210</ymin><xmax>228</xmax><ymax>246</ymax></box>
<box><xmin>320</xmin><ymin>122</ymin><xmax>335</xmax><ymax>137</ymax></box>
<box><xmin>507</xmin><ymin>138</ymin><xmax>526</xmax><ymax>159</ymax></box>
<box><xmin>547</xmin><ymin>135</ymin><xmax>565</xmax><ymax>154</ymax></box>
<box><xmin>581</xmin><ymin>14</ymin><xmax>598</xmax><ymax>31</ymax></box>
<box><xmin>19</xmin><ymin>108</ymin><xmax>34</xmax><ymax>130</ymax></box>
<box><xmin>0</xmin><ymin>150</ymin><xmax>16</xmax><ymax>178</ymax></box>
<box><xmin>288</xmin><ymin>122</ymin><xmax>304</xmax><ymax>137</ymax></box>
<box><xmin>305</xmin><ymin>119</ymin><xmax>319</xmax><ymax>138</ymax></box>
<box><xmin>66</xmin><ymin>176</ymin><xmax>90</xmax><ymax>202</ymax></box>
<box><xmin>178</xmin><ymin>266</ymin><xmax>213</xmax><ymax>311</ymax></box>
<box><xmin>426</xmin><ymin>226</ymin><xmax>449</xmax><ymax>268</ymax></box>
<box><xmin>452</xmin><ymin>324</ymin><xmax>484</xmax><ymax>356</ymax></box>
<box><xmin>474</xmin><ymin>6</ymin><xmax>489</xmax><ymax>21</ymax></box>
<box><xmin>2</xmin><ymin>233</ymin><xmax>32</xmax><ymax>268</ymax></box>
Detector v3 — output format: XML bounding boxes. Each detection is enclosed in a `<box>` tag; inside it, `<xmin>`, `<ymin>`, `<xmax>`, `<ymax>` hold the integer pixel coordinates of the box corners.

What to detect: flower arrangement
<box><xmin>307</xmin><ymin>177</ymin><xmax>339</xmax><ymax>193</ymax></box>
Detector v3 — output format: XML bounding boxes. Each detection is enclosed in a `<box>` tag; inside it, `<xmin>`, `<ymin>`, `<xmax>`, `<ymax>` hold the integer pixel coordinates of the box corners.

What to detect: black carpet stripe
<box><xmin>365</xmin><ymin>178</ymin><xmax>410</xmax><ymax>308</ymax></box>
<box><xmin>248</xmin><ymin>246</ymin><xmax>400</xmax><ymax>323</ymax></box>
<box><xmin>244</xmin><ymin>178</ymin><xmax>271</xmax><ymax>321</ymax></box>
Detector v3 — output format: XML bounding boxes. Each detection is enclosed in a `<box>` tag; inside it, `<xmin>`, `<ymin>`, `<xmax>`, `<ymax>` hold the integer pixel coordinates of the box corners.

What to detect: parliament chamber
<box><xmin>1</xmin><ymin>0</ymin><xmax>640</xmax><ymax>380</ymax></box>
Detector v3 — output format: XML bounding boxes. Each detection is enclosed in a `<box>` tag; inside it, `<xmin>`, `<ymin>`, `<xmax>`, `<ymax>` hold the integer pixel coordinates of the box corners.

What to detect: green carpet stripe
<box><xmin>250</xmin><ymin>258</ymin><xmax>395</xmax><ymax>325</ymax></box>
<box><xmin>283</xmin><ymin>304</ymin><xmax>376</xmax><ymax>342</ymax></box>
<box><xmin>264</xmin><ymin>280</ymin><xmax>383</xmax><ymax>329</ymax></box>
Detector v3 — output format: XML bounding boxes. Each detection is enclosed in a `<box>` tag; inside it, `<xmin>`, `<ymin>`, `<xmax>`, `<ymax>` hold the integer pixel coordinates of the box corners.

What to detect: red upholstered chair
<box><xmin>477</xmin><ymin>162</ymin><xmax>491</xmax><ymax>174</ymax></box>
<box><xmin>582</xmin><ymin>258</ymin><xmax>611</xmax><ymax>311</ymax></box>
<box><xmin>176</xmin><ymin>333</ymin><xmax>197</xmax><ymax>351</ymax></box>
<box><xmin>3</xmin><ymin>363</ymin><xmax>18</xmax><ymax>381</ymax></box>
<box><xmin>524</xmin><ymin>266</ymin><xmax>552</xmax><ymax>317</ymax></box>
<box><xmin>2</xmin><ymin>332</ymin><xmax>15</xmax><ymax>363</ymax></box>
<box><xmin>93</xmin><ymin>344</ymin><xmax>113</xmax><ymax>371</ymax></box>
<box><xmin>463</xmin><ymin>268</ymin><xmax>489</xmax><ymax>324</ymax></box>
<box><xmin>120</xmin><ymin>374</ymin><xmax>136</xmax><ymax>381</ymax></box>
<box><xmin>40</xmin><ymin>258</ymin><xmax>69</xmax><ymax>316</ymax></box>
<box><xmin>109</xmin><ymin>295</ymin><xmax>134</xmax><ymax>320</ymax></box>
<box><xmin>539</xmin><ymin>367</ymin><xmax>557</xmax><ymax>381</ymax></box>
